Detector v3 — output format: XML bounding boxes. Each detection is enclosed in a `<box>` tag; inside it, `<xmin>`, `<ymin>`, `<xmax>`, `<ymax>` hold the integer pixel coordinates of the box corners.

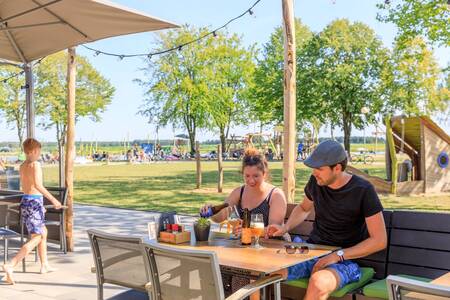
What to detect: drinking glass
<box><xmin>227</xmin><ymin>206</ymin><xmax>241</xmax><ymax>240</ymax></box>
<box><xmin>250</xmin><ymin>213</ymin><xmax>264</xmax><ymax>249</ymax></box>
<box><xmin>147</xmin><ymin>216</ymin><xmax>157</xmax><ymax>240</ymax></box>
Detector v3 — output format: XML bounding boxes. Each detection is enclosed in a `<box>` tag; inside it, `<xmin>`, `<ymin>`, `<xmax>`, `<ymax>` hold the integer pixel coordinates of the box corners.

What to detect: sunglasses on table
<box><xmin>277</xmin><ymin>244</ymin><xmax>309</xmax><ymax>254</ymax></box>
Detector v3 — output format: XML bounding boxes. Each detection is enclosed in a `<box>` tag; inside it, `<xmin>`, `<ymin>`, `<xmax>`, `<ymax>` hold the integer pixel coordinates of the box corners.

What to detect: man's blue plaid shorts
<box><xmin>287</xmin><ymin>257</ymin><xmax>361</xmax><ymax>289</ymax></box>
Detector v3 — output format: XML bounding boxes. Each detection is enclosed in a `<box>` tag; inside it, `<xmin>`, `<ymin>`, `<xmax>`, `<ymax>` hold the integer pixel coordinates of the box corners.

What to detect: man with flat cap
<box><xmin>268</xmin><ymin>140</ymin><xmax>387</xmax><ymax>300</ymax></box>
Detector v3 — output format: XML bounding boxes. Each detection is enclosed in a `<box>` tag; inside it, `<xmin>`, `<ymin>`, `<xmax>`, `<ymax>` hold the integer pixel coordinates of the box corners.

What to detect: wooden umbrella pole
<box><xmin>282</xmin><ymin>0</ymin><xmax>297</xmax><ymax>202</ymax></box>
<box><xmin>65</xmin><ymin>47</ymin><xmax>76</xmax><ymax>251</ymax></box>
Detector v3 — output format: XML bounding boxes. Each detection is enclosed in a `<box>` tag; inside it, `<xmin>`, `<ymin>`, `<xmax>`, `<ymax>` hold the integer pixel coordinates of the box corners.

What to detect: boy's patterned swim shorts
<box><xmin>21</xmin><ymin>194</ymin><xmax>46</xmax><ymax>235</ymax></box>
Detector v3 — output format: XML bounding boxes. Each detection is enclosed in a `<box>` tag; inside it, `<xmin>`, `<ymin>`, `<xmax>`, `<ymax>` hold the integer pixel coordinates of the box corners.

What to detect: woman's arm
<box><xmin>268</xmin><ymin>188</ymin><xmax>287</xmax><ymax>226</ymax></box>
<box><xmin>208</xmin><ymin>187</ymin><xmax>241</xmax><ymax>223</ymax></box>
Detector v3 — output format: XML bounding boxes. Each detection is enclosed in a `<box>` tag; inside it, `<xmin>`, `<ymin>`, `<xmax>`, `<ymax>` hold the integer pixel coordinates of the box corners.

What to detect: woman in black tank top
<box><xmin>200</xmin><ymin>148</ymin><xmax>287</xmax><ymax>233</ymax></box>
<box><xmin>200</xmin><ymin>148</ymin><xmax>287</xmax><ymax>298</ymax></box>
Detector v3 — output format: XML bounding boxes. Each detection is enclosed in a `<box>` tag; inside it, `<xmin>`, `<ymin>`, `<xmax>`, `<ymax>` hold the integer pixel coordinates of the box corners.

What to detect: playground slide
<box><xmin>346</xmin><ymin>165</ymin><xmax>392</xmax><ymax>194</ymax></box>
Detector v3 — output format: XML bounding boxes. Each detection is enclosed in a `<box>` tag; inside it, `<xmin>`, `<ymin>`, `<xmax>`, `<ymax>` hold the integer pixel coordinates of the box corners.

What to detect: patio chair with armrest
<box><xmin>141</xmin><ymin>241</ymin><xmax>283</xmax><ymax>300</ymax></box>
<box><xmin>387</xmin><ymin>275</ymin><xmax>450</xmax><ymax>300</ymax></box>
<box><xmin>43</xmin><ymin>187</ymin><xmax>68</xmax><ymax>253</ymax></box>
<box><xmin>0</xmin><ymin>204</ymin><xmax>21</xmax><ymax>264</ymax></box>
<box><xmin>87</xmin><ymin>229</ymin><xmax>151</xmax><ymax>300</ymax></box>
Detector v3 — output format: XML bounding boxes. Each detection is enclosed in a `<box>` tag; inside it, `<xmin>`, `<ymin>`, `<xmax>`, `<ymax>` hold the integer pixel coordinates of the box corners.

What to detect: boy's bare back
<box><xmin>20</xmin><ymin>160</ymin><xmax>43</xmax><ymax>195</ymax></box>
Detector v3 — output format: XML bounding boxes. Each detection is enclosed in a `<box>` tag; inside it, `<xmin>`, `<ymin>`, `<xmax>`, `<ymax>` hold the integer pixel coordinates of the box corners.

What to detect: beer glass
<box><xmin>227</xmin><ymin>206</ymin><xmax>241</xmax><ymax>240</ymax></box>
<box><xmin>250</xmin><ymin>213</ymin><xmax>264</xmax><ymax>249</ymax></box>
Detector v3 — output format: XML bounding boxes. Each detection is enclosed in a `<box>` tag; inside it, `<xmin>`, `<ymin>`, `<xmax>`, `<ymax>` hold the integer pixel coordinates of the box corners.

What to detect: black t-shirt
<box><xmin>305</xmin><ymin>174</ymin><xmax>383</xmax><ymax>248</ymax></box>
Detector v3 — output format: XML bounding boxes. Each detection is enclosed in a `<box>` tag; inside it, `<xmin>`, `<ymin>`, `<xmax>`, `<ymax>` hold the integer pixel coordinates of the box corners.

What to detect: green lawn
<box><xmin>41</xmin><ymin>161</ymin><xmax>450</xmax><ymax>215</ymax></box>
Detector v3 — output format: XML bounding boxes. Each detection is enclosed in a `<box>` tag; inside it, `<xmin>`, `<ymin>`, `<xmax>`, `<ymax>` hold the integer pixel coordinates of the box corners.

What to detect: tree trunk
<box><xmin>219</xmin><ymin>130</ymin><xmax>226</xmax><ymax>158</ymax></box>
<box><xmin>17</xmin><ymin>124</ymin><xmax>23</xmax><ymax>151</ymax></box>
<box><xmin>195</xmin><ymin>141</ymin><xmax>201</xmax><ymax>189</ymax></box>
<box><xmin>187</xmin><ymin>126</ymin><xmax>196</xmax><ymax>155</ymax></box>
<box><xmin>343</xmin><ymin>117</ymin><xmax>352</xmax><ymax>155</ymax></box>
<box><xmin>217</xmin><ymin>144</ymin><xmax>223</xmax><ymax>193</ymax></box>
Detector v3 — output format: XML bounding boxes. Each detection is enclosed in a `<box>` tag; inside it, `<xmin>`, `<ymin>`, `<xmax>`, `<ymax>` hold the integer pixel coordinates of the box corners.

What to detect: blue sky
<box><xmin>1</xmin><ymin>0</ymin><xmax>449</xmax><ymax>143</ymax></box>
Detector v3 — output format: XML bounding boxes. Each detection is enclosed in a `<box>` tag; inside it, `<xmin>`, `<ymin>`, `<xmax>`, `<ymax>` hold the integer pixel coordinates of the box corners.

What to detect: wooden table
<box><xmin>431</xmin><ymin>273</ymin><xmax>450</xmax><ymax>286</ymax></box>
<box><xmin>403</xmin><ymin>272</ymin><xmax>450</xmax><ymax>300</ymax></box>
<box><xmin>157</xmin><ymin>231</ymin><xmax>337</xmax><ymax>299</ymax></box>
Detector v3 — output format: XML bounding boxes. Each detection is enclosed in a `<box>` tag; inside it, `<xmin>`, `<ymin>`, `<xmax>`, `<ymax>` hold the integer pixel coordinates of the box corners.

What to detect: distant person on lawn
<box><xmin>268</xmin><ymin>140</ymin><xmax>387</xmax><ymax>300</ymax></box>
<box><xmin>2</xmin><ymin>138</ymin><xmax>62</xmax><ymax>285</ymax></box>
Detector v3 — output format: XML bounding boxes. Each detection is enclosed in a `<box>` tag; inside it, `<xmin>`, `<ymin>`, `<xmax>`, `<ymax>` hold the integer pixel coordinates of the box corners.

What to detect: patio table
<box><xmin>156</xmin><ymin>231</ymin><xmax>337</xmax><ymax>299</ymax></box>
<box><xmin>403</xmin><ymin>272</ymin><xmax>450</xmax><ymax>300</ymax></box>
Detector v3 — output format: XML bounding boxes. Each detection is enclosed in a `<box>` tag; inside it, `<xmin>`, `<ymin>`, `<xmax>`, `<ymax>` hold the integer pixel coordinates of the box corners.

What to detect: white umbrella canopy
<box><xmin>0</xmin><ymin>0</ymin><xmax>178</xmax><ymax>138</ymax></box>
<box><xmin>0</xmin><ymin>0</ymin><xmax>178</xmax><ymax>63</ymax></box>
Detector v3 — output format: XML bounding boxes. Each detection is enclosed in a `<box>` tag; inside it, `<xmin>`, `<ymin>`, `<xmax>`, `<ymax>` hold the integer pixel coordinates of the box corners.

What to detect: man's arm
<box><xmin>268</xmin><ymin>196</ymin><xmax>314</xmax><ymax>236</ymax></box>
<box><xmin>312</xmin><ymin>211</ymin><xmax>387</xmax><ymax>272</ymax></box>
<box><xmin>338</xmin><ymin>211</ymin><xmax>387</xmax><ymax>259</ymax></box>
<box><xmin>33</xmin><ymin>162</ymin><xmax>62</xmax><ymax>209</ymax></box>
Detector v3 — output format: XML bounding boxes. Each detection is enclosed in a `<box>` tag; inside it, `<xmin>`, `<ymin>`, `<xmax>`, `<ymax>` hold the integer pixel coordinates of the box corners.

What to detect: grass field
<box><xmin>41</xmin><ymin>161</ymin><xmax>450</xmax><ymax>215</ymax></box>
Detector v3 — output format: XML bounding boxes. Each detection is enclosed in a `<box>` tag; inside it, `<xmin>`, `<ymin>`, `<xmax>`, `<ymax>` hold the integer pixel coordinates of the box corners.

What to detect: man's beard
<box><xmin>316</xmin><ymin>174</ymin><xmax>337</xmax><ymax>186</ymax></box>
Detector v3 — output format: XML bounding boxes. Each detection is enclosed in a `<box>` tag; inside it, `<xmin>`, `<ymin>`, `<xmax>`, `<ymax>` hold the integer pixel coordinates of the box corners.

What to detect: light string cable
<box><xmin>81</xmin><ymin>0</ymin><xmax>262</xmax><ymax>60</ymax></box>
<box><xmin>0</xmin><ymin>56</ymin><xmax>46</xmax><ymax>84</ymax></box>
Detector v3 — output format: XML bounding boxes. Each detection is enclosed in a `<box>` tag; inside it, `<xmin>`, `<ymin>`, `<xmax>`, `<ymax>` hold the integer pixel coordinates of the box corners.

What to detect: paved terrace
<box><xmin>0</xmin><ymin>204</ymin><xmax>198</xmax><ymax>300</ymax></box>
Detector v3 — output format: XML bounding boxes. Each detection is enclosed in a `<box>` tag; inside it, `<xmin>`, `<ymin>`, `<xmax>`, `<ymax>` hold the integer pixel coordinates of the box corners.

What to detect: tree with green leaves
<box><xmin>35</xmin><ymin>51</ymin><xmax>115</xmax><ymax>150</ymax></box>
<box><xmin>296</xmin><ymin>19</ymin><xmax>392</xmax><ymax>153</ymax></box>
<box><xmin>250</xmin><ymin>19</ymin><xmax>313</xmax><ymax>126</ymax></box>
<box><xmin>203</xmin><ymin>31</ymin><xmax>256</xmax><ymax>152</ymax></box>
<box><xmin>0</xmin><ymin>66</ymin><xmax>26</xmax><ymax>149</ymax></box>
<box><xmin>389</xmin><ymin>37</ymin><xmax>449</xmax><ymax>116</ymax></box>
<box><xmin>377</xmin><ymin>0</ymin><xmax>450</xmax><ymax>47</ymax></box>
<box><xmin>138</xmin><ymin>26</ymin><xmax>255</xmax><ymax>153</ymax></box>
<box><xmin>138</xmin><ymin>26</ymin><xmax>211</xmax><ymax>154</ymax></box>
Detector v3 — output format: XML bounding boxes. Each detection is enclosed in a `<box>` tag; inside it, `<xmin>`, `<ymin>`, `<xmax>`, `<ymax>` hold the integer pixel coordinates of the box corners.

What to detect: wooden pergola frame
<box><xmin>13</xmin><ymin>1</ymin><xmax>298</xmax><ymax>252</ymax></box>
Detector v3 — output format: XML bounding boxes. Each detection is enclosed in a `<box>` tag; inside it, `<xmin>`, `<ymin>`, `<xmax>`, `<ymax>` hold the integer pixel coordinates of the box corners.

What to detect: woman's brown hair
<box><xmin>241</xmin><ymin>147</ymin><xmax>269</xmax><ymax>174</ymax></box>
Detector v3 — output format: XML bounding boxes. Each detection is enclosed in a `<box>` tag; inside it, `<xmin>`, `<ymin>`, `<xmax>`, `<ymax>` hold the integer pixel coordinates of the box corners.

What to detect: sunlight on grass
<box><xmin>42</xmin><ymin>161</ymin><xmax>450</xmax><ymax>214</ymax></box>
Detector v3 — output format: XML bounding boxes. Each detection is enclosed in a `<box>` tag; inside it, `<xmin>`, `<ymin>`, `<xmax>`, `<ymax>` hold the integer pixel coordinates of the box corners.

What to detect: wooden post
<box><xmin>385</xmin><ymin>116</ymin><xmax>397</xmax><ymax>194</ymax></box>
<box><xmin>282</xmin><ymin>0</ymin><xmax>297</xmax><ymax>203</ymax></box>
<box><xmin>65</xmin><ymin>47</ymin><xmax>76</xmax><ymax>252</ymax></box>
<box><xmin>196</xmin><ymin>141</ymin><xmax>201</xmax><ymax>189</ymax></box>
<box><xmin>217</xmin><ymin>144</ymin><xmax>223</xmax><ymax>193</ymax></box>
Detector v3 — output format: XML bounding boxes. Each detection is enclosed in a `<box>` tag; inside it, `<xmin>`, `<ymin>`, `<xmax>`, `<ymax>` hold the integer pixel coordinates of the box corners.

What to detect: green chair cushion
<box><xmin>285</xmin><ymin>267</ymin><xmax>375</xmax><ymax>298</ymax></box>
<box><xmin>362</xmin><ymin>274</ymin><xmax>432</xmax><ymax>299</ymax></box>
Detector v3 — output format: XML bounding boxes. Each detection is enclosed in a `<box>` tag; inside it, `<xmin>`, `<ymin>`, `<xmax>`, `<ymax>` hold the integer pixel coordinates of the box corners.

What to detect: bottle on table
<box><xmin>241</xmin><ymin>208</ymin><xmax>252</xmax><ymax>246</ymax></box>
<box><xmin>200</xmin><ymin>203</ymin><xmax>229</xmax><ymax>218</ymax></box>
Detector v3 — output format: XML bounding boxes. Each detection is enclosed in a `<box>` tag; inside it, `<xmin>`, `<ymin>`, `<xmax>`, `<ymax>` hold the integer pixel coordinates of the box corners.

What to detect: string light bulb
<box><xmin>94</xmin><ymin>51</ymin><xmax>100</xmax><ymax>56</ymax></box>
<box><xmin>118</xmin><ymin>55</ymin><xmax>124</xmax><ymax>60</ymax></box>
<box><xmin>212</xmin><ymin>31</ymin><xmax>217</xmax><ymax>37</ymax></box>
<box><xmin>248</xmin><ymin>8</ymin><xmax>254</xmax><ymax>15</ymax></box>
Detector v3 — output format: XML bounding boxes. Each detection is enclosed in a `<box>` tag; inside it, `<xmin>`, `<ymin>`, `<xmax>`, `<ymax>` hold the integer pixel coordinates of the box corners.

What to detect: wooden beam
<box><xmin>282</xmin><ymin>0</ymin><xmax>296</xmax><ymax>202</ymax></box>
<box><xmin>385</xmin><ymin>117</ymin><xmax>398</xmax><ymax>194</ymax></box>
<box><xmin>195</xmin><ymin>141</ymin><xmax>201</xmax><ymax>189</ymax></box>
<box><xmin>65</xmin><ymin>47</ymin><xmax>76</xmax><ymax>252</ymax></box>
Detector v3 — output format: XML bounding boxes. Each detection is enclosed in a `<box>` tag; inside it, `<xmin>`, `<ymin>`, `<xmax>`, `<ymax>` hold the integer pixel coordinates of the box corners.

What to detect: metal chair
<box><xmin>87</xmin><ymin>229</ymin><xmax>151</xmax><ymax>300</ymax></box>
<box><xmin>0</xmin><ymin>204</ymin><xmax>21</xmax><ymax>265</ymax></box>
<box><xmin>44</xmin><ymin>187</ymin><xmax>68</xmax><ymax>253</ymax></box>
<box><xmin>387</xmin><ymin>275</ymin><xmax>450</xmax><ymax>300</ymax></box>
<box><xmin>142</xmin><ymin>241</ymin><xmax>283</xmax><ymax>300</ymax></box>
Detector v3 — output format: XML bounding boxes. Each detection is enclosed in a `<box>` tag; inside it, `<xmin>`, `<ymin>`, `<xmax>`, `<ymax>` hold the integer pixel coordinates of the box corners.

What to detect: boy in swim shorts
<box><xmin>2</xmin><ymin>138</ymin><xmax>62</xmax><ymax>284</ymax></box>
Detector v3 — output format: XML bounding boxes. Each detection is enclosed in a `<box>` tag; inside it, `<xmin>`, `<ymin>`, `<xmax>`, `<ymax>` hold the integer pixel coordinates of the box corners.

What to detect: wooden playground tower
<box><xmin>348</xmin><ymin>115</ymin><xmax>450</xmax><ymax>195</ymax></box>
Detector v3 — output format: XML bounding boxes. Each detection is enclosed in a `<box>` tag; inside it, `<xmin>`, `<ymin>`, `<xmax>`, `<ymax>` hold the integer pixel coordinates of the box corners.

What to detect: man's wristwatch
<box><xmin>336</xmin><ymin>250</ymin><xmax>345</xmax><ymax>262</ymax></box>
